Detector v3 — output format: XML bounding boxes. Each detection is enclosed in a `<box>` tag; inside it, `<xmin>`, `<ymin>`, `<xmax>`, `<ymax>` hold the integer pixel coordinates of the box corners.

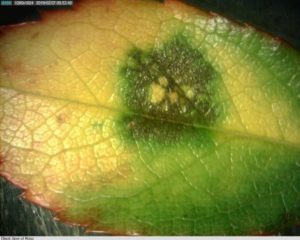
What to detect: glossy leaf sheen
<box><xmin>0</xmin><ymin>0</ymin><xmax>300</xmax><ymax>235</ymax></box>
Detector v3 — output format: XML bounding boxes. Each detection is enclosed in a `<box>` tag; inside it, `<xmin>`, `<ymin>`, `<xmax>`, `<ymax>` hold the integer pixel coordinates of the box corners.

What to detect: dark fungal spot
<box><xmin>118</xmin><ymin>35</ymin><xmax>219</xmax><ymax>143</ymax></box>
<box><xmin>30</xmin><ymin>31</ymin><xmax>40</xmax><ymax>39</ymax></box>
<box><xmin>56</xmin><ymin>112</ymin><xmax>67</xmax><ymax>125</ymax></box>
<box><xmin>120</xmin><ymin>114</ymin><xmax>197</xmax><ymax>143</ymax></box>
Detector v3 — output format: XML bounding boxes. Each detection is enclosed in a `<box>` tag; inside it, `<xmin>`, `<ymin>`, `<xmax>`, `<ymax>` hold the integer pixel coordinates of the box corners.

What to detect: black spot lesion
<box><xmin>122</xmin><ymin>114</ymin><xmax>193</xmax><ymax>142</ymax></box>
<box><xmin>30</xmin><ymin>31</ymin><xmax>40</xmax><ymax>39</ymax></box>
<box><xmin>118</xmin><ymin>34</ymin><xmax>220</xmax><ymax>142</ymax></box>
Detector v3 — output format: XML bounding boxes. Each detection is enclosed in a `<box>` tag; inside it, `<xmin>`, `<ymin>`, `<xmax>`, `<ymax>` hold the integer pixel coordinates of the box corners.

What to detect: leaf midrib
<box><xmin>1</xmin><ymin>86</ymin><xmax>300</xmax><ymax>151</ymax></box>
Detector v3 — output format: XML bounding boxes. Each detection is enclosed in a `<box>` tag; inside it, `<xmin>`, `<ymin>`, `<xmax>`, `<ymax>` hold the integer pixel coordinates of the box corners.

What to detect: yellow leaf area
<box><xmin>0</xmin><ymin>0</ymin><xmax>299</xmax><ymax>234</ymax></box>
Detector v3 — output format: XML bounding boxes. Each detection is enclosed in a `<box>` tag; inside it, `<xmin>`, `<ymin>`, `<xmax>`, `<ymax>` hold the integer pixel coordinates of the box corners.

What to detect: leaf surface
<box><xmin>0</xmin><ymin>0</ymin><xmax>300</xmax><ymax>235</ymax></box>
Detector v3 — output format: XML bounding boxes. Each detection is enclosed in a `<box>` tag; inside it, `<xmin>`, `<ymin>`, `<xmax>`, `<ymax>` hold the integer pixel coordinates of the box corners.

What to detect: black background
<box><xmin>0</xmin><ymin>0</ymin><xmax>300</xmax><ymax>236</ymax></box>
